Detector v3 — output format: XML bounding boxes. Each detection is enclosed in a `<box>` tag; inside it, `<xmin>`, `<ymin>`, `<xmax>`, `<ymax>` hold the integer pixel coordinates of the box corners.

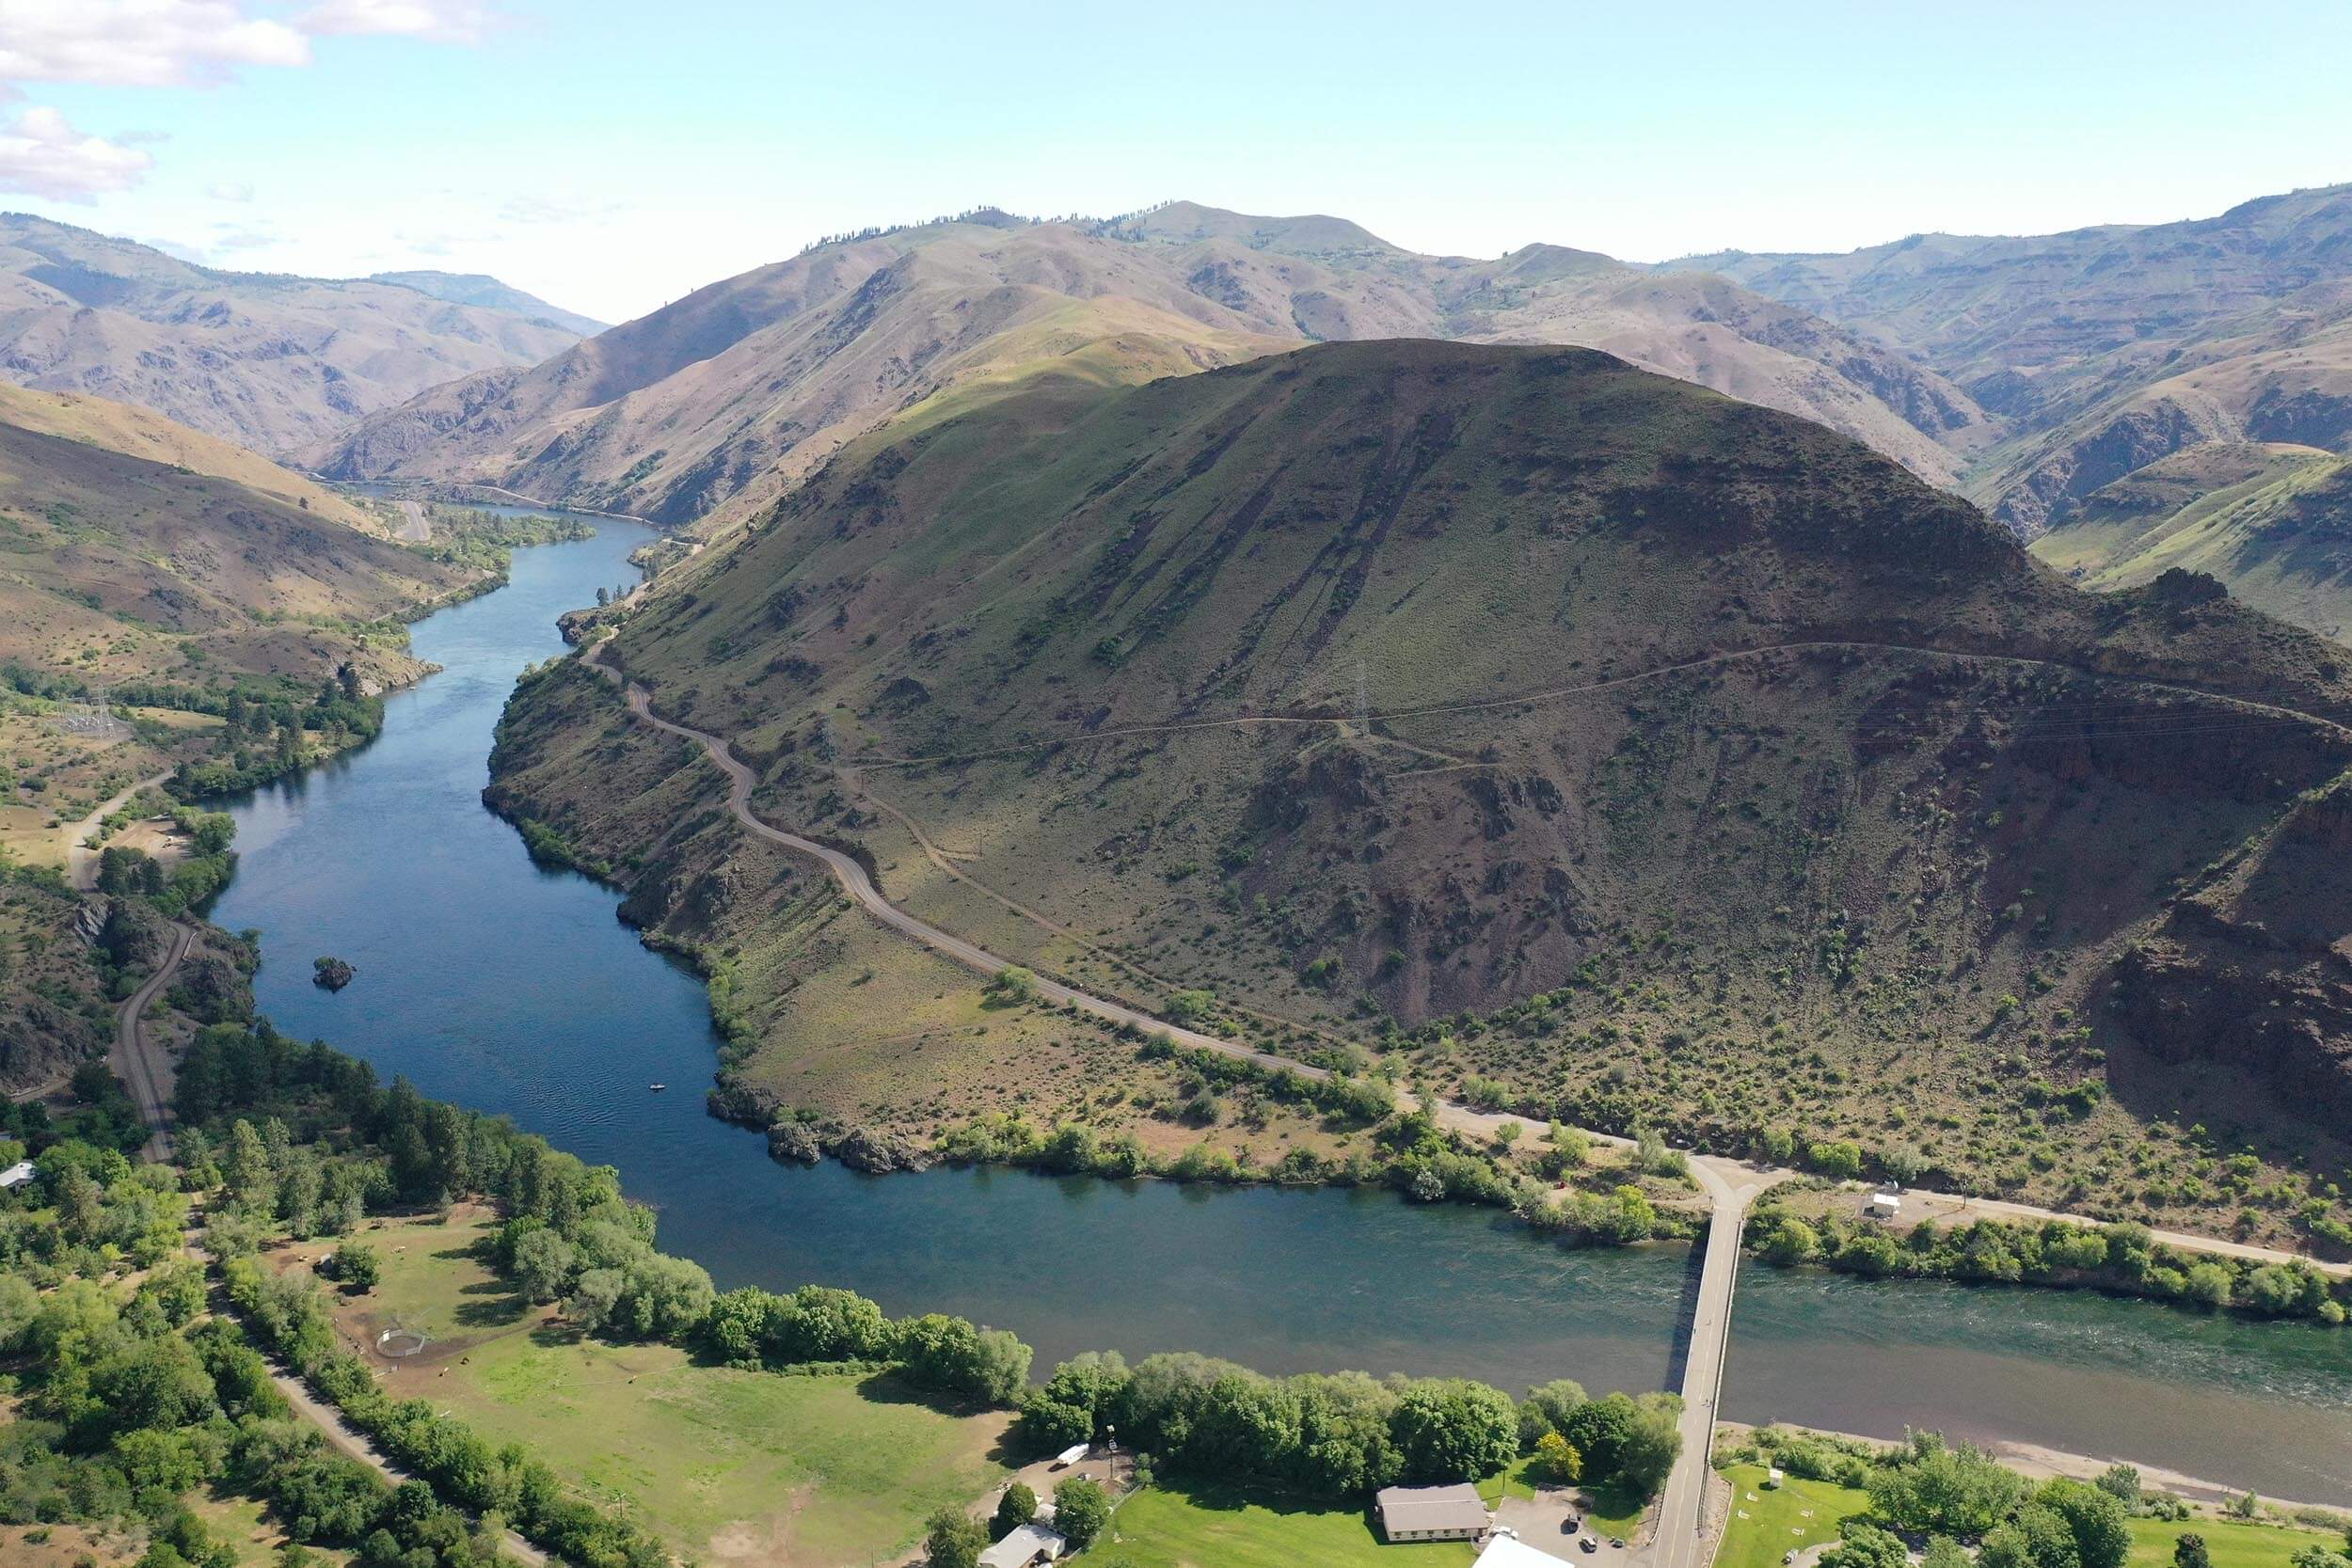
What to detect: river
<box><xmin>208</xmin><ymin>522</ymin><xmax>2352</xmax><ymax>1506</ymax></box>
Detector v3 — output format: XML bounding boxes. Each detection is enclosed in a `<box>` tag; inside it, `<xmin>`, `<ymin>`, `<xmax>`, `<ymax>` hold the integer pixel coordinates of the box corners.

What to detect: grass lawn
<box><xmin>1714</xmin><ymin>1464</ymin><xmax>1868</xmax><ymax>1568</ymax></box>
<box><xmin>284</xmin><ymin>1211</ymin><xmax>1010</xmax><ymax>1568</ymax></box>
<box><xmin>2124</xmin><ymin>1515</ymin><xmax>2347</xmax><ymax>1568</ymax></box>
<box><xmin>1091</xmin><ymin>1481</ymin><xmax>1475</xmax><ymax>1568</ymax></box>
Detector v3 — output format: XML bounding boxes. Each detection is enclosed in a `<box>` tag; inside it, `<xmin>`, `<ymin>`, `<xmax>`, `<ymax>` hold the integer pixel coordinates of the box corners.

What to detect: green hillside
<box><xmin>493</xmin><ymin>341</ymin><xmax>2352</xmax><ymax>1244</ymax></box>
<box><xmin>2034</xmin><ymin>444</ymin><xmax>2352</xmax><ymax>640</ymax></box>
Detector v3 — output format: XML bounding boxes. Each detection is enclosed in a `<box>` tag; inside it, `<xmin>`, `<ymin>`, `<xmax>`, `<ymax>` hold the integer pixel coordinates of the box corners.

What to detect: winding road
<box><xmin>112</xmin><ymin>916</ymin><xmax>194</xmax><ymax>1163</ymax></box>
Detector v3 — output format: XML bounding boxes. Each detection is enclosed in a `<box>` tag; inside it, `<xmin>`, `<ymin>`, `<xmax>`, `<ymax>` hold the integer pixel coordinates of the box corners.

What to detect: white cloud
<box><xmin>0</xmin><ymin>105</ymin><xmax>153</xmax><ymax>201</ymax></box>
<box><xmin>0</xmin><ymin>2</ymin><xmax>311</xmax><ymax>88</ymax></box>
<box><xmin>208</xmin><ymin>181</ymin><xmax>255</xmax><ymax>201</ymax></box>
<box><xmin>296</xmin><ymin>0</ymin><xmax>497</xmax><ymax>42</ymax></box>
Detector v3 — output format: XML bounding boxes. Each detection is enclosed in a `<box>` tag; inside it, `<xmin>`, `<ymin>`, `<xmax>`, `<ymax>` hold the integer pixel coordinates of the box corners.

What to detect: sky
<box><xmin>6</xmin><ymin>0</ymin><xmax>2352</xmax><ymax>325</ymax></box>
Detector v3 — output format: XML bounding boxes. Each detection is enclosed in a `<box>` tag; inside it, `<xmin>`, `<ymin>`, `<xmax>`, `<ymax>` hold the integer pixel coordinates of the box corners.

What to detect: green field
<box><xmin>290</xmin><ymin>1212</ymin><xmax>1010</xmax><ymax>1568</ymax></box>
<box><xmin>2124</xmin><ymin>1515</ymin><xmax>2347</xmax><ymax>1568</ymax></box>
<box><xmin>1714</xmin><ymin>1464</ymin><xmax>1868</xmax><ymax>1568</ymax></box>
<box><xmin>1091</xmin><ymin>1481</ymin><xmax>1476</xmax><ymax>1568</ymax></box>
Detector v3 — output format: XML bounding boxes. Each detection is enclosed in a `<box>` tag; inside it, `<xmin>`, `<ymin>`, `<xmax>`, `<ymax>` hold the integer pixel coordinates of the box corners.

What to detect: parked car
<box><xmin>1580</xmin><ymin>1539</ymin><xmax>1599</xmax><ymax>1554</ymax></box>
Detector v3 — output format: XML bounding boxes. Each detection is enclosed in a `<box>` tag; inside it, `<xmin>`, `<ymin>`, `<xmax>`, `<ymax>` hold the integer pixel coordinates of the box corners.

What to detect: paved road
<box><xmin>393</xmin><ymin>499</ymin><xmax>431</xmax><ymax>543</ymax></box>
<box><xmin>112</xmin><ymin>917</ymin><xmax>194</xmax><ymax>1162</ymax></box>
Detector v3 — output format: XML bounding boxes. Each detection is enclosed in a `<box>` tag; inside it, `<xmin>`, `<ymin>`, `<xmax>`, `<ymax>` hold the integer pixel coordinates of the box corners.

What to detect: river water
<box><xmin>208</xmin><ymin>523</ymin><xmax>2352</xmax><ymax>1505</ymax></box>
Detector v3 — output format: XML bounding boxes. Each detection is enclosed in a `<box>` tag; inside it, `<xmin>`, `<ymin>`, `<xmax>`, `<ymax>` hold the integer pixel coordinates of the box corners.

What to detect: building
<box><xmin>0</xmin><ymin>1161</ymin><xmax>35</xmax><ymax>1190</ymax></box>
<box><xmin>978</xmin><ymin>1523</ymin><xmax>1067</xmax><ymax>1568</ymax></box>
<box><xmin>1867</xmin><ymin>1192</ymin><xmax>1902</xmax><ymax>1220</ymax></box>
<box><xmin>1376</xmin><ymin>1482</ymin><xmax>1491</xmax><ymax>1543</ymax></box>
<box><xmin>1476</xmin><ymin>1535</ymin><xmax>1572</xmax><ymax>1568</ymax></box>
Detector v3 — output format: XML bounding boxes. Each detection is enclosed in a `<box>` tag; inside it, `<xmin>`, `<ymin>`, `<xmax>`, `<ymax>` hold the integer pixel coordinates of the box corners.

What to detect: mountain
<box><xmin>309</xmin><ymin>202</ymin><xmax>1988</xmax><ymax>526</ymax></box>
<box><xmin>367</xmin><ymin>269</ymin><xmax>609</xmax><ymax>337</ymax></box>
<box><xmin>489</xmin><ymin>340</ymin><xmax>2352</xmax><ymax>1241</ymax></box>
<box><xmin>1665</xmin><ymin>183</ymin><xmax>2352</xmax><ymax>540</ymax></box>
<box><xmin>0</xmin><ymin>384</ymin><xmax>469</xmax><ymax>690</ymax></box>
<box><xmin>0</xmin><ymin>214</ymin><xmax>590</xmax><ymax>457</ymax></box>
<box><xmin>2032</xmin><ymin>442</ymin><xmax>2352</xmax><ymax>637</ymax></box>
<box><xmin>0</xmin><ymin>380</ymin><xmax>382</xmax><ymax>534</ymax></box>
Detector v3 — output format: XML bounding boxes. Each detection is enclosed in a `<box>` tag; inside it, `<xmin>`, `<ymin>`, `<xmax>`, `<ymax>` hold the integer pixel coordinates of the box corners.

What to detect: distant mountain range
<box><xmin>1666</xmin><ymin>182</ymin><xmax>2352</xmax><ymax>538</ymax></box>
<box><xmin>0</xmin><ymin>214</ymin><xmax>596</xmax><ymax>457</ymax></box>
<box><xmin>367</xmin><ymin>270</ymin><xmax>609</xmax><ymax>338</ymax></box>
<box><xmin>307</xmin><ymin>201</ymin><xmax>1989</xmax><ymax>526</ymax></box>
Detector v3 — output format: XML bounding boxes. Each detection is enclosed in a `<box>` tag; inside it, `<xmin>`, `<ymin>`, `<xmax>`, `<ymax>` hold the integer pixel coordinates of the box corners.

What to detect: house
<box><xmin>1376</xmin><ymin>1482</ymin><xmax>1491</xmax><ymax>1543</ymax></box>
<box><xmin>1866</xmin><ymin>1191</ymin><xmax>1901</xmax><ymax>1220</ymax></box>
<box><xmin>0</xmin><ymin>1161</ymin><xmax>35</xmax><ymax>1190</ymax></box>
<box><xmin>978</xmin><ymin>1522</ymin><xmax>1067</xmax><ymax>1568</ymax></box>
<box><xmin>1477</xmin><ymin>1535</ymin><xmax>1573</xmax><ymax>1568</ymax></box>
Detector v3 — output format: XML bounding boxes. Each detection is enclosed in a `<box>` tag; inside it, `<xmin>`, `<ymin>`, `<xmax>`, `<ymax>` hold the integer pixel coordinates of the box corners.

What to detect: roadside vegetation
<box><xmin>1714</xmin><ymin>1432</ymin><xmax>2352</xmax><ymax>1568</ymax></box>
<box><xmin>1746</xmin><ymin>1204</ymin><xmax>2349</xmax><ymax>1326</ymax></box>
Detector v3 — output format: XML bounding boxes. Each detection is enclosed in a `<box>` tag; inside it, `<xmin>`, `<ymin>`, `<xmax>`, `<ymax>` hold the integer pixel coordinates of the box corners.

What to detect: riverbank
<box><xmin>199</xmin><ymin>520</ymin><xmax>2352</xmax><ymax>1506</ymax></box>
<box><xmin>1716</xmin><ymin>1421</ymin><xmax>2350</xmax><ymax>1521</ymax></box>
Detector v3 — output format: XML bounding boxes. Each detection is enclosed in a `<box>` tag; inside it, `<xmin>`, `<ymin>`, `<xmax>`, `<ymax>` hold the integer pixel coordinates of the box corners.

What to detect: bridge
<box><xmin>1635</xmin><ymin>1158</ymin><xmax>1787</xmax><ymax>1568</ymax></box>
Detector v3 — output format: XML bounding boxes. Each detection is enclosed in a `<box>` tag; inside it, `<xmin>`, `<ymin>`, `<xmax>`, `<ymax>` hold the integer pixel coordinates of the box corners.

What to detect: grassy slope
<box><xmin>2033</xmin><ymin>447</ymin><xmax>2352</xmax><ymax>641</ymax></box>
<box><xmin>0</xmin><ymin>388</ymin><xmax>484</xmax><ymax>877</ymax></box>
<box><xmin>498</xmin><ymin>341</ymin><xmax>2352</xmax><ymax>1241</ymax></box>
<box><xmin>0</xmin><ymin>382</ymin><xmax>381</xmax><ymax>533</ymax></box>
<box><xmin>271</xmin><ymin>1212</ymin><xmax>1010</xmax><ymax>1568</ymax></box>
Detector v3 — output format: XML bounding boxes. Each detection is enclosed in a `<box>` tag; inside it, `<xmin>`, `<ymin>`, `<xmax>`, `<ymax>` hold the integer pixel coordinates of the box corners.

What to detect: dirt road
<box><xmin>64</xmin><ymin>769</ymin><xmax>174</xmax><ymax>890</ymax></box>
<box><xmin>604</xmin><ymin>654</ymin><xmax>2349</xmax><ymax>1275</ymax></box>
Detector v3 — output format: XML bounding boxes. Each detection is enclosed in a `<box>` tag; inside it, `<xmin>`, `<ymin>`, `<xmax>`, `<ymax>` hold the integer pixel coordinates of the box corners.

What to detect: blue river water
<box><xmin>208</xmin><ymin>523</ymin><xmax>2352</xmax><ymax>1504</ymax></box>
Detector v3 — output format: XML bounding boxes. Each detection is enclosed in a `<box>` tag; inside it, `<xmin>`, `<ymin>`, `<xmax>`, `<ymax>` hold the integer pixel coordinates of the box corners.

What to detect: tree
<box><xmin>1518</xmin><ymin>1378</ymin><xmax>1588</xmax><ymax>1449</ymax></box>
<box><xmin>1923</xmin><ymin>1537</ymin><xmax>1971</xmax><ymax>1568</ymax></box>
<box><xmin>1867</xmin><ymin>1433</ymin><xmax>2026</xmax><ymax>1539</ymax></box>
<box><xmin>1563</xmin><ymin>1392</ymin><xmax>1637</xmax><ymax>1480</ymax></box>
<box><xmin>1615</xmin><ymin>1394</ymin><xmax>1683</xmax><ymax>1497</ymax></box>
<box><xmin>988</xmin><ymin>967</ymin><xmax>1039</xmax><ymax>1005</ymax></box>
<box><xmin>328</xmin><ymin>1242</ymin><xmax>380</xmax><ymax>1291</ymax></box>
<box><xmin>1389</xmin><ymin>1379</ymin><xmax>1518</xmax><ymax>1483</ymax></box>
<box><xmin>1535</xmin><ymin>1431</ymin><xmax>1582</xmax><ymax>1483</ymax></box>
<box><xmin>2038</xmin><ymin>1479</ymin><xmax>2131</xmax><ymax>1568</ymax></box>
<box><xmin>2287</xmin><ymin>1550</ymin><xmax>2351</xmax><ymax>1568</ymax></box>
<box><xmin>992</xmin><ymin>1482</ymin><xmax>1037</xmax><ymax>1541</ymax></box>
<box><xmin>1053</xmin><ymin>1479</ymin><xmax>1111</xmax><ymax>1550</ymax></box>
<box><xmin>1806</xmin><ymin>1139</ymin><xmax>1865</xmax><ymax>1180</ymax></box>
<box><xmin>923</xmin><ymin>1507</ymin><xmax>986</xmax><ymax>1568</ymax></box>
<box><xmin>512</xmin><ymin>1228</ymin><xmax>576</xmax><ymax>1304</ymax></box>
<box><xmin>1821</xmin><ymin>1523</ymin><xmax>1911</xmax><ymax>1568</ymax></box>
<box><xmin>2093</xmin><ymin>1465</ymin><xmax>2140</xmax><ymax>1507</ymax></box>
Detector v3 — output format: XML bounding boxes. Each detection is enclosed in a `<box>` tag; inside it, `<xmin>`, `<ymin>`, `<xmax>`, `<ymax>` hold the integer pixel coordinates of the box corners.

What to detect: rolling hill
<box><xmin>0</xmin><ymin>384</ymin><xmax>470</xmax><ymax>689</ymax></box>
<box><xmin>490</xmin><ymin>340</ymin><xmax>2352</xmax><ymax>1243</ymax></box>
<box><xmin>0</xmin><ymin>214</ymin><xmax>590</xmax><ymax>457</ymax></box>
<box><xmin>309</xmin><ymin>203</ymin><xmax>1987</xmax><ymax>526</ymax></box>
<box><xmin>2031</xmin><ymin>444</ymin><xmax>2352</xmax><ymax>640</ymax></box>
<box><xmin>1666</xmin><ymin>183</ymin><xmax>2352</xmax><ymax>542</ymax></box>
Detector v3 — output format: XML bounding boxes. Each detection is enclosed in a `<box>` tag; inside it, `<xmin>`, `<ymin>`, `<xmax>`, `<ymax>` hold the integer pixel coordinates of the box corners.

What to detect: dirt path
<box><xmin>850</xmin><ymin>637</ymin><xmax>2352</xmax><ymax>770</ymax></box>
<box><xmin>595</xmin><ymin>642</ymin><xmax>2352</xmax><ymax>1276</ymax></box>
<box><xmin>255</xmin><ymin>1346</ymin><xmax>553</xmax><ymax>1566</ymax></box>
<box><xmin>112</xmin><ymin>918</ymin><xmax>194</xmax><ymax>1162</ymax></box>
<box><xmin>64</xmin><ymin>769</ymin><xmax>173</xmax><ymax>890</ymax></box>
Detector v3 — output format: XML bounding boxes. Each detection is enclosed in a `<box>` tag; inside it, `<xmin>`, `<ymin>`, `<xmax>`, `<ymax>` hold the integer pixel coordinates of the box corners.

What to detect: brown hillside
<box><xmin>493</xmin><ymin>341</ymin><xmax>2352</xmax><ymax>1241</ymax></box>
